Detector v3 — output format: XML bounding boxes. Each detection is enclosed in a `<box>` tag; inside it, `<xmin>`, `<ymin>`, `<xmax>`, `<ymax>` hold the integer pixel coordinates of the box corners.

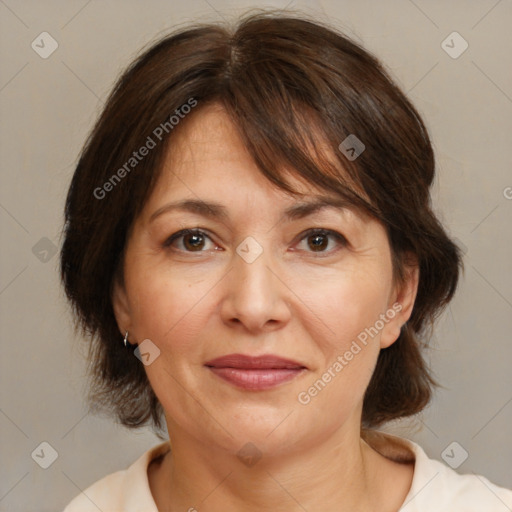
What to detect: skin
<box><xmin>113</xmin><ymin>102</ymin><xmax>419</xmax><ymax>511</ymax></box>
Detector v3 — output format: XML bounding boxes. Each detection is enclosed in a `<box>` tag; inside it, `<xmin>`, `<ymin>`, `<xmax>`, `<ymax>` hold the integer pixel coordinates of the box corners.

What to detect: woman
<box><xmin>60</xmin><ymin>11</ymin><xmax>512</xmax><ymax>511</ymax></box>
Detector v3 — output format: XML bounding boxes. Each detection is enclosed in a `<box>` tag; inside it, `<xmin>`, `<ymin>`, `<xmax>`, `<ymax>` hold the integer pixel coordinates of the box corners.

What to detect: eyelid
<box><xmin>162</xmin><ymin>228</ymin><xmax>216</xmax><ymax>249</ymax></box>
<box><xmin>293</xmin><ymin>228</ymin><xmax>348</xmax><ymax>254</ymax></box>
<box><xmin>163</xmin><ymin>227</ymin><xmax>348</xmax><ymax>255</ymax></box>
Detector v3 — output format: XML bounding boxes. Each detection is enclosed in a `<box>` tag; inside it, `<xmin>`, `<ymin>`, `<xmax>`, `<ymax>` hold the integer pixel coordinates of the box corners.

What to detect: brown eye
<box><xmin>307</xmin><ymin>233</ymin><xmax>329</xmax><ymax>251</ymax></box>
<box><xmin>163</xmin><ymin>229</ymin><xmax>214</xmax><ymax>252</ymax></box>
<box><xmin>297</xmin><ymin>228</ymin><xmax>347</xmax><ymax>254</ymax></box>
<box><xmin>183</xmin><ymin>232</ymin><xmax>205</xmax><ymax>251</ymax></box>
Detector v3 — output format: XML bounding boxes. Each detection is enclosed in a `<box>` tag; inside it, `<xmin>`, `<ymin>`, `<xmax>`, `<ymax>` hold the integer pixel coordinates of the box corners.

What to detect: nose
<box><xmin>220</xmin><ymin>241</ymin><xmax>292</xmax><ymax>333</ymax></box>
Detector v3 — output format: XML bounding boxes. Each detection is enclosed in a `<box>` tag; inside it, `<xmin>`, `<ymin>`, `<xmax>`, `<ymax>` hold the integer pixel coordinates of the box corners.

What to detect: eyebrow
<box><xmin>148</xmin><ymin>196</ymin><xmax>356</xmax><ymax>224</ymax></box>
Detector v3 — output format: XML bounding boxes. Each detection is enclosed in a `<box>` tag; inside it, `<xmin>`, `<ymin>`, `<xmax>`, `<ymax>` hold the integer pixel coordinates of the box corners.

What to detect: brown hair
<box><xmin>59</xmin><ymin>10</ymin><xmax>463</xmax><ymax>435</ymax></box>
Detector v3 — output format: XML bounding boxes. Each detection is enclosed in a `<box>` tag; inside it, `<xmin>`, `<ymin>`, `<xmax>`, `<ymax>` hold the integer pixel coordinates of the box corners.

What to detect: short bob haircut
<box><xmin>60</xmin><ymin>11</ymin><xmax>463</xmax><ymax>436</ymax></box>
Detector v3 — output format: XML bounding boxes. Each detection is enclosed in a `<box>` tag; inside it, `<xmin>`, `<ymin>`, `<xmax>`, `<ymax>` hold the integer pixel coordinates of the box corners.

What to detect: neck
<box><xmin>149</xmin><ymin>420</ymin><xmax>408</xmax><ymax>512</ymax></box>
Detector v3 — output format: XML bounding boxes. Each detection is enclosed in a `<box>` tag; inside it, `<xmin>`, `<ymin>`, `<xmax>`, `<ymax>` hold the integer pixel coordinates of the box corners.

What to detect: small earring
<box><xmin>124</xmin><ymin>331</ymin><xmax>129</xmax><ymax>347</ymax></box>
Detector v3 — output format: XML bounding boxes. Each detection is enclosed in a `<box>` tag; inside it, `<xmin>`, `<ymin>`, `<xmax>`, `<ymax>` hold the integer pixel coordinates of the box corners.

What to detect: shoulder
<box><xmin>367</xmin><ymin>430</ymin><xmax>512</xmax><ymax>511</ymax></box>
<box><xmin>62</xmin><ymin>441</ymin><xmax>170</xmax><ymax>512</ymax></box>
<box><xmin>62</xmin><ymin>468</ymin><xmax>127</xmax><ymax>511</ymax></box>
<box><xmin>406</xmin><ymin>445</ymin><xmax>512</xmax><ymax>511</ymax></box>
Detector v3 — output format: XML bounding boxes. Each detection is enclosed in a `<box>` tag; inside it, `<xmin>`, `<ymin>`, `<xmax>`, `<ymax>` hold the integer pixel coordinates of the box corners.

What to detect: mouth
<box><xmin>204</xmin><ymin>354</ymin><xmax>307</xmax><ymax>390</ymax></box>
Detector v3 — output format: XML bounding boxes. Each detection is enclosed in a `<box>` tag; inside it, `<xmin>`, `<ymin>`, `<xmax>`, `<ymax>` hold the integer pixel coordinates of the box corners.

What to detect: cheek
<box><xmin>125</xmin><ymin>262</ymin><xmax>219</xmax><ymax>416</ymax></box>
<box><xmin>292</xmin><ymin>266</ymin><xmax>390</xmax><ymax>410</ymax></box>
<box><xmin>297</xmin><ymin>264</ymin><xmax>391</xmax><ymax>355</ymax></box>
<box><xmin>126</xmin><ymin>254</ymin><xmax>217</xmax><ymax>348</ymax></box>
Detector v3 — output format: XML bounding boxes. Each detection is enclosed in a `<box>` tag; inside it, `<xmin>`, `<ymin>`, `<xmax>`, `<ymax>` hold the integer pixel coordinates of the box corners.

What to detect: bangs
<box><xmin>222</xmin><ymin>95</ymin><xmax>381</xmax><ymax>222</ymax></box>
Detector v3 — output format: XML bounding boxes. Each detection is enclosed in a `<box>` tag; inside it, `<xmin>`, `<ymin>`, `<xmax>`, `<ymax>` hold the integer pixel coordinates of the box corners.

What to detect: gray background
<box><xmin>0</xmin><ymin>0</ymin><xmax>511</xmax><ymax>510</ymax></box>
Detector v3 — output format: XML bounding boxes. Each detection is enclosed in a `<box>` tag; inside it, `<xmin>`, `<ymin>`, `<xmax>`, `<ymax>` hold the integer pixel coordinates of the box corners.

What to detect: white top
<box><xmin>63</xmin><ymin>432</ymin><xmax>512</xmax><ymax>511</ymax></box>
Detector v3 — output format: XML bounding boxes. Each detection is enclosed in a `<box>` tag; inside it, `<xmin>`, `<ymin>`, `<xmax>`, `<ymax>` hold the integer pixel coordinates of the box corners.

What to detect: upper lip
<box><xmin>204</xmin><ymin>354</ymin><xmax>307</xmax><ymax>369</ymax></box>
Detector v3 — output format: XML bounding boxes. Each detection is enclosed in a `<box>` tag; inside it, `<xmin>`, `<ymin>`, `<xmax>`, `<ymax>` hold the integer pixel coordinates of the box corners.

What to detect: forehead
<box><xmin>163</xmin><ymin>103</ymin><xmax>284</xmax><ymax>184</ymax></box>
<box><xmin>156</xmin><ymin>102</ymin><xmax>363</xmax><ymax>199</ymax></box>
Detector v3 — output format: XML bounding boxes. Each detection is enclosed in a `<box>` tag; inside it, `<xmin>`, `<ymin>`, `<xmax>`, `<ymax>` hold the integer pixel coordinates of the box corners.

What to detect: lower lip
<box><xmin>206</xmin><ymin>367</ymin><xmax>305</xmax><ymax>390</ymax></box>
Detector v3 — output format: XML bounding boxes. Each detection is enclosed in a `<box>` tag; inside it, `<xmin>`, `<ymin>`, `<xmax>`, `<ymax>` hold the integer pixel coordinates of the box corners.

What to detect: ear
<box><xmin>380</xmin><ymin>254</ymin><xmax>419</xmax><ymax>349</ymax></box>
<box><xmin>111</xmin><ymin>276</ymin><xmax>133</xmax><ymax>337</ymax></box>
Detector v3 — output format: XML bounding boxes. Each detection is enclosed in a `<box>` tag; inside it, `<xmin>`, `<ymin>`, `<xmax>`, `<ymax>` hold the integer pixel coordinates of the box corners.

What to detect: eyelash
<box><xmin>162</xmin><ymin>228</ymin><xmax>347</xmax><ymax>256</ymax></box>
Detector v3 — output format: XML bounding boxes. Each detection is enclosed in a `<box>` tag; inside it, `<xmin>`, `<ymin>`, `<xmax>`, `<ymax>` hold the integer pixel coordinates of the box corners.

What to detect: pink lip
<box><xmin>204</xmin><ymin>354</ymin><xmax>307</xmax><ymax>390</ymax></box>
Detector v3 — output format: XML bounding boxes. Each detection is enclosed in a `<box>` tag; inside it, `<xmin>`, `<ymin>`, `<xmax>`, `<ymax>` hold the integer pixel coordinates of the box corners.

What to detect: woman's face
<box><xmin>113</xmin><ymin>103</ymin><xmax>417</xmax><ymax>457</ymax></box>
